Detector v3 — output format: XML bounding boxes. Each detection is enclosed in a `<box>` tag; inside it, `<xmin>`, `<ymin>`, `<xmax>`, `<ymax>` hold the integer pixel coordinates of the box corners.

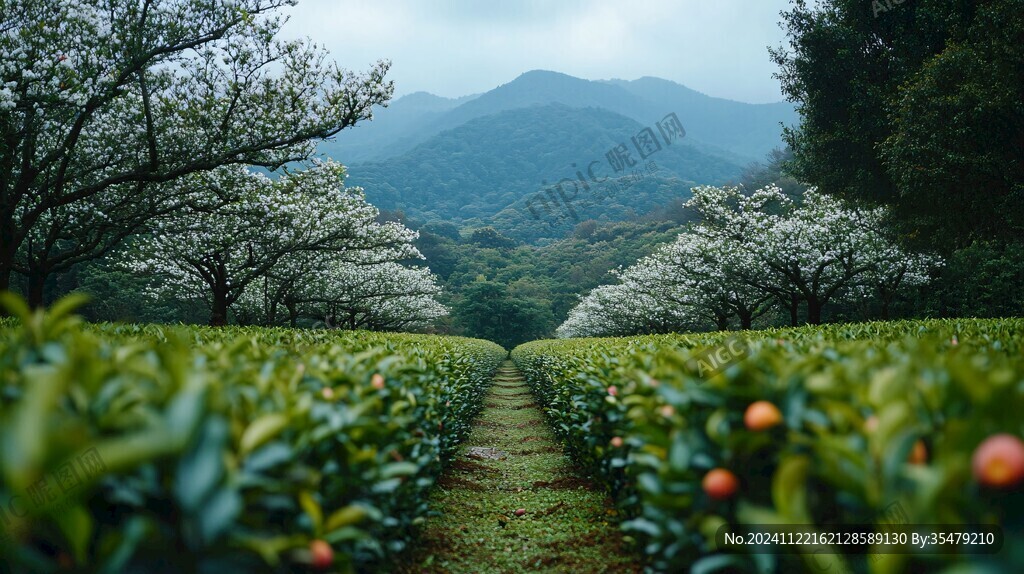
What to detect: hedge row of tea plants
<box><xmin>0</xmin><ymin>295</ymin><xmax>506</xmax><ymax>573</ymax></box>
<box><xmin>511</xmin><ymin>319</ymin><xmax>1024</xmax><ymax>573</ymax></box>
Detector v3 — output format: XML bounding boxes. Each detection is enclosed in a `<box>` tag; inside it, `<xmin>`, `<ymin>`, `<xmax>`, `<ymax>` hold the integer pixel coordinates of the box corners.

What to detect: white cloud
<box><xmin>280</xmin><ymin>0</ymin><xmax>796</xmax><ymax>103</ymax></box>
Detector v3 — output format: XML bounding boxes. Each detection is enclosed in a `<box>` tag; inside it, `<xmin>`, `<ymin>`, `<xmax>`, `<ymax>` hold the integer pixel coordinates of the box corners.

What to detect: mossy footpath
<box><xmin>396</xmin><ymin>361</ymin><xmax>642</xmax><ymax>573</ymax></box>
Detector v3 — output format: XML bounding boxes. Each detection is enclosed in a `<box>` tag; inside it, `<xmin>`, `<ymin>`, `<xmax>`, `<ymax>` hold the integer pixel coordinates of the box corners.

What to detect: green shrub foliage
<box><xmin>513</xmin><ymin>319</ymin><xmax>1024</xmax><ymax>573</ymax></box>
<box><xmin>0</xmin><ymin>295</ymin><xmax>505</xmax><ymax>573</ymax></box>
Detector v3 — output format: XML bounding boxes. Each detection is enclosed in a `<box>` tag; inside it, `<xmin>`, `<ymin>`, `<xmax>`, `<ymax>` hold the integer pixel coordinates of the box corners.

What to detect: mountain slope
<box><xmin>606</xmin><ymin>76</ymin><xmax>800</xmax><ymax>160</ymax></box>
<box><xmin>318</xmin><ymin>91</ymin><xmax>479</xmax><ymax>164</ymax></box>
<box><xmin>430</xmin><ymin>70</ymin><xmax>657</xmax><ymax>133</ymax></box>
<box><xmin>322</xmin><ymin>70</ymin><xmax>797</xmax><ymax>166</ymax></box>
<box><xmin>346</xmin><ymin>104</ymin><xmax>744</xmax><ymax>243</ymax></box>
<box><xmin>355</xmin><ymin>69</ymin><xmax>655</xmax><ymax>163</ymax></box>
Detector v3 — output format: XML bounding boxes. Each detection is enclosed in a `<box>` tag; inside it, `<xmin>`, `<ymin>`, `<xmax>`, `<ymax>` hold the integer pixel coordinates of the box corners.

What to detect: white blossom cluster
<box><xmin>237</xmin><ymin>260</ymin><xmax>448</xmax><ymax>331</ymax></box>
<box><xmin>124</xmin><ymin>161</ymin><xmax>447</xmax><ymax>328</ymax></box>
<box><xmin>234</xmin><ymin>255</ymin><xmax>449</xmax><ymax>331</ymax></box>
<box><xmin>556</xmin><ymin>185</ymin><xmax>942</xmax><ymax>338</ymax></box>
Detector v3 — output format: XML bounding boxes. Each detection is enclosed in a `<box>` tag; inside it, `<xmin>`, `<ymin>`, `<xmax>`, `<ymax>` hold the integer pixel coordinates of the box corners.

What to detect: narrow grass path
<box><xmin>397</xmin><ymin>361</ymin><xmax>641</xmax><ymax>573</ymax></box>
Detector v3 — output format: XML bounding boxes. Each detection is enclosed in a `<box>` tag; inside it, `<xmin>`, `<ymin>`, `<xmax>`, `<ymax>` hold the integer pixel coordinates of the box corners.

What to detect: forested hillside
<box><xmin>346</xmin><ymin>104</ymin><xmax>742</xmax><ymax>243</ymax></box>
<box><xmin>411</xmin><ymin>217</ymin><xmax>690</xmax><ymax>348</ymax></box>
<box><xmin>320</xmin><ymin>70</ymin><xmax>797</xmax><ymax>167</ymax></box>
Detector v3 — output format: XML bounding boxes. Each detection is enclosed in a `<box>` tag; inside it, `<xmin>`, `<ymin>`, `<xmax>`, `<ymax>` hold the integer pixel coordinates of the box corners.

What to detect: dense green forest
<box><xmin>772</xmin><ymin>0</ymin><xmax>1023</xmax><ymax>249</ymax></box>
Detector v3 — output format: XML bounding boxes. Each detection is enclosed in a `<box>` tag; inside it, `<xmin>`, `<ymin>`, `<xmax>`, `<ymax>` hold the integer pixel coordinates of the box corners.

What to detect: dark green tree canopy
<box><xmin>771</xmin><ymin>0</ymin><xmax>1024</xmax><ymax>249</ymax></box>
<box><xmin>469</xmin><ymin>227</ymin><xmax>518</xmax><ymax>250</ymax></box>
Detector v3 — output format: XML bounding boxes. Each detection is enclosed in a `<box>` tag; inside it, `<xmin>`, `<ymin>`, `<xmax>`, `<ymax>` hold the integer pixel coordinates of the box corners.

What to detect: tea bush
<box><xmin>0</xmin><ymin>295</ymin><xmax>505</xmax><ymax>573</ymax></box>
<box><xmin>512</xmin><ymin>319</ymin><xmax>1024</xmax><ymax>573</ymax></box>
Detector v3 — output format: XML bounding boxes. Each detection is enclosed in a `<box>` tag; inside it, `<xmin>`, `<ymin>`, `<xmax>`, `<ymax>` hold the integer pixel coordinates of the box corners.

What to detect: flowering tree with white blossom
<box><xmin>710</xmin><ymin>186</ymin><xmax>938</xmax><ymax>324</ymax></box>
<box><xmin>557</xmin><ymin>184</ymin><xmax>942</xmax><ymax>337</ymax></box>
<box><xmin>125</xmin><ymin>162</ymin><xmax>439</xmax><ymax>327</ymax></box>
<box><xmin>237</xmin><ymin>259</ymin><xmax>448</xmax><ymax>331</ymax></box>
<box><xmin>555</xmin><ymin>282</ymin><xmax>695</xmax><ymax>339</ymax></box>
<box><xmin>620</xmin><ymin>232</ymin><xmax>774</xmax><ymax>330</ymax></box>
<box><xmin>309</xmin><ymin>261</ymin><xmax>448</xmax><ymax>331</ymax></box>
<box><xmin>0</xmin><ymin>0</ymin><xmax>393</xmax><ymax>305</ymax></box>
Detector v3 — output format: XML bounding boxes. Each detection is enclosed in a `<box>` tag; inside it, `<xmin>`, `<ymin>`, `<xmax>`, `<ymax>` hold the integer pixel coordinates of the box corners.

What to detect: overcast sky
<box><xmin>281</xmin><ymin>0</ymin><xmax>800</xmax><ymax>104</ymax></box>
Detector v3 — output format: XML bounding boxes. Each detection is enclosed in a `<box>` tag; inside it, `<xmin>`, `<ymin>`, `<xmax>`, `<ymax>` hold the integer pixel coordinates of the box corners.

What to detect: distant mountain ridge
<box><xmin>344</xmin><ymin>104</ymin><xmax>745</xmax><ymax>243</ymax></box>
<box><xmin>321</xmin><ymin>91</ymin><xmax>480</xmax><ymax>163</ymax></box>
<box><xmin>606</xmin><ymin>76</ymin><xmax>799</xmax><ymax>160</ymax></box>
<box><xmin>323</xmin><ymin>70</ymin><xmax>798</xmax><ymax>244</ymax></box>
<box><xmin>322</xmin><ymin>70</ymin><xmax>797</xmax><ymax>165</ymax></box>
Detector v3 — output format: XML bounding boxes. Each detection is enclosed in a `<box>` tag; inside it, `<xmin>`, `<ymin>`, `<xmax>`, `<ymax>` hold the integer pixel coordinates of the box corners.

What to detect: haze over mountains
<box><xmin>322</xmin><ymin>70</ymin><xmax>798</xmax><ymax>243</ymax></box>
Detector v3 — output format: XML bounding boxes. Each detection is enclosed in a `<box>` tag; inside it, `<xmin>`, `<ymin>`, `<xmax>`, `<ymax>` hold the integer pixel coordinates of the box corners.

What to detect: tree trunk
<box><xmin>879</xmin><ymin>288</ymin><xmax>893</xmax><ymax>320</ymax></box>
<box><xmin>714</xmin><ymin>312</ymin><xmax>729</xmax><ymax>331</ymax></box>
<box><xmin>286</xmin><ymin>302</ymin><xmax>298</xmax><ymax>327</ymax></box>
<box><xmin>0</xmin><ymin>214</ymin><xmax>20</xmax><ymax>314</ymax></box>
<box><xmin>789</xmin><ymin>295</ymin><xmax>800</xmax><ymax>326</ymax></box>
<box><xmin>264</xmin><ymin>276</ymin><xmax>276</xmax><ymax>325</ymax></box>
<box><xmin>0</xmin><ymin>263</ymin><xmax>10</xmax><ymax>317</ymax></box>
<box><xmin>27</xmin><ymin>270</ymin><xmax>46</xmax><ymax>309</ymax></box>
<box><xmin>738</xmin><ymin>309</ymin><xmax>753</xmax><ymax>330</ymax></box>
<box><xmin>0</xmin><ymin>266</ymin><xmax>9</xmax><ymax>294</ymax></box>
<box><xmin>209</xmin><ymin>288</ymin><xmax>229</xmax><ymax>327</ymax></box>
<box><xmin>807</xmin><ymin>298</ymin><xmax>823</xmax><ymax>325</ymax></box>
<box><xmin>268</xmin><ymin>299</ymin><xmax>278</xmax><ymax>325</ymax></box>
<box><xmin>0</xmin><ymin>219</ymin><xmax>15</xmax><ymax>297</ymax></box>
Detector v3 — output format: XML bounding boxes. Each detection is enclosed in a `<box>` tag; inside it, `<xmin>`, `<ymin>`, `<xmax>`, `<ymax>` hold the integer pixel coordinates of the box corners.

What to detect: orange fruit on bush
<box><xmin>864</xmin><ymin>415</ymin><xmax>879</xmax><ymax>433</ymax></box>
<box><xmin>310</xmin><ymin>539</ymin><xmax>333</xmax><ymax>569</ymax></box>
<box><xmin>908</xmin><ymin>440</ymin><xmax>928</xmax><ymax>464</ymax></box>
<box><xmin>972</xmin><ymin>434</ymin><xmax>1024</xmax><ymax>489</ymax></box>
<box><xmin>744</xmin><ymin>401</ymin><xmax>782</xmax><ymax>431</ymax></box>
<box><xmin>702</xmin><ymin>468</ymin><xmax>739</xmax><ymax>500</ymax></box>
<box><xmin>371</xmin><ymin>373</ymin><xmax>385</xmax><ymax>390</ymax></box>
<box><xmin>610</xmin><ymin>436</ymin><xmax>624</xmax><ymax>448</ymax></box>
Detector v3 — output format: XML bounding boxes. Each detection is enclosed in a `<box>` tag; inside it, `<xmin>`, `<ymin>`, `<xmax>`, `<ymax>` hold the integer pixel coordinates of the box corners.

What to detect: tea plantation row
<box><xmin>0</xmin><ymin>295</ymin><xmax>506</xmax><ymax>573</ymax></box>
<box><xmin>512</xmin><ymin>319</ymin><xmax>1024</xmax><ymax>573</ymax></box>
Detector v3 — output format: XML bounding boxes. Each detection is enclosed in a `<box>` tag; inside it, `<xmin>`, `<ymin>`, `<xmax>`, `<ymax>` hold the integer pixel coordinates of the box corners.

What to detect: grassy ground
<box><xmin>395</xmin><ymin>361</ymin><xmax>642</xmax><ymax>573</ymax></box>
